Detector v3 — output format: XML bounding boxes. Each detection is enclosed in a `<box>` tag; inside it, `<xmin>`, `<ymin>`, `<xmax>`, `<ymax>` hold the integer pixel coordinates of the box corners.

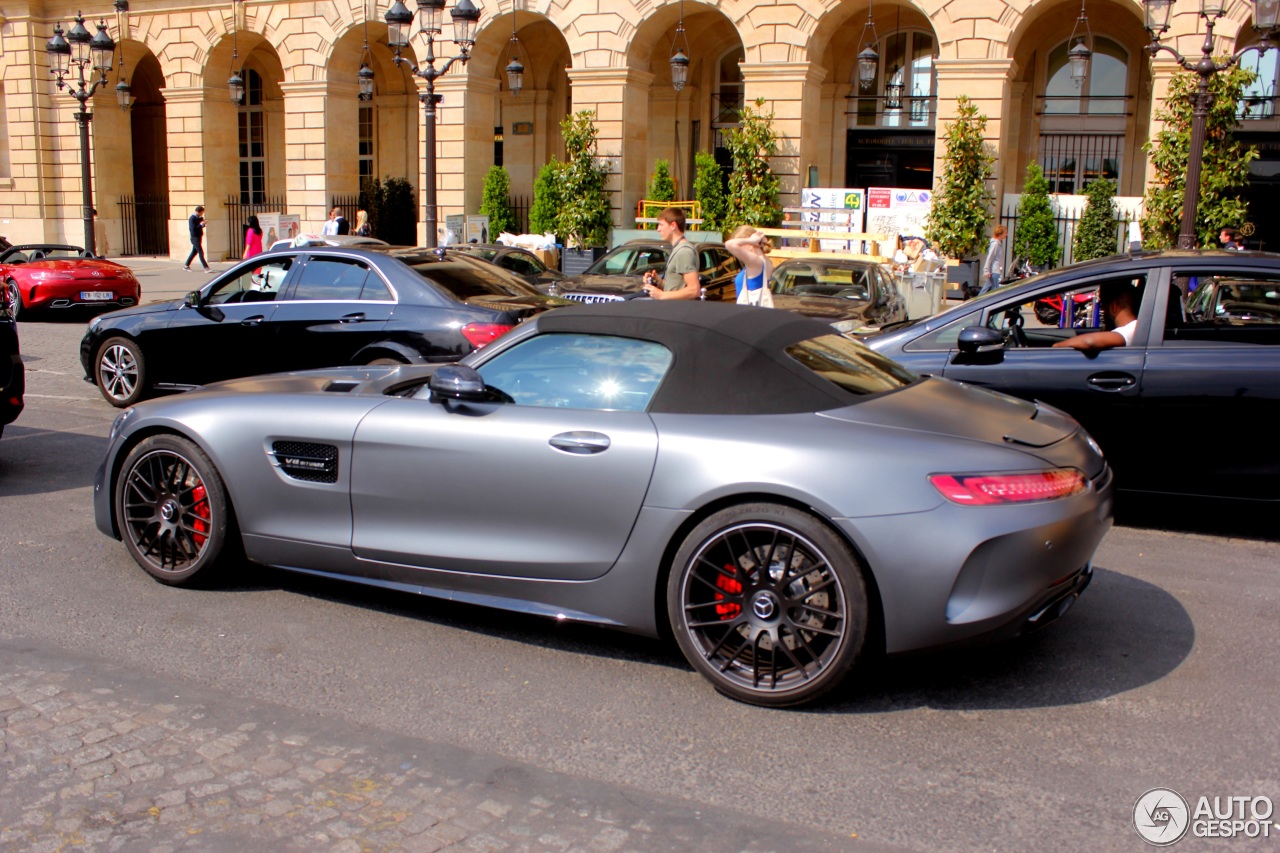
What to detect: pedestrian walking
<box><xmin>244</xmin><ymin>215</ymin><xmax>264</xmax><ymax>260</ymax></box>
<box><xmin>183</xmin><ymin>205</ymin><xmax>212</xmax><ymax>272</ymax></box>
<box><xmin>641</xmin><ymin>207</ymin><xmax>700</xmax><ymax>300</ymax></box>
<box><xmin>979</xmin><ymin>224</ymin><xmax>1007</xmax><ymax>295</ymax></box>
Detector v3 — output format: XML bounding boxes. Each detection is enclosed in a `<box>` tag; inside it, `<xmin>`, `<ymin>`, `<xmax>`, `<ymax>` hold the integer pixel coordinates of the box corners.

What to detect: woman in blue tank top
<box><xmin>725</xmin><ymin>226</ymin><xmax>774</xmax><ymax>307</ymax></box>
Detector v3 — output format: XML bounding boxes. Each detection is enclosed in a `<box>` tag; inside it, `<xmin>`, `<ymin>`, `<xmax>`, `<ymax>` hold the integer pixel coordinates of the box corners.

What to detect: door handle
<box><xmin>549</xmin><ymin>431</ymin><xmax>611</xmax><ymax>454</ymax></box>
<box><xmin>240</xmin><ymin>315</ymin><xmax>265</xmax><ymax>326</ymax></box>
<box><xmin>341</xmin><ymin>312</ymin><xmax>366</xmax><ymax>324</ymax></box>
<box><xmin>1087</xmin><ymin>372</ymin><xmax>1136</xmax><ymax>391</ymax></box>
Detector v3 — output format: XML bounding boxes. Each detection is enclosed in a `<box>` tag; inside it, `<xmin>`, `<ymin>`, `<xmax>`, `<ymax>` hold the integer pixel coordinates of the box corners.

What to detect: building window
<box><xmin>1045</xmin><ymin>36</ymin><xmax>1127</xmax><ymax>115</ymax></box>
<box><xmin>359</xmin><ymin>104</ymin><xmax>375</xmax><ymax>184</ymax></box>
<box><xmin>1239</xmin><ymin>47</ymin><xmax>1277</xmax><ymax>119</ymax></box>
<box><xmin>238</xmin><ymin>70</ymin><xmax>266</xmax><ymax>204</ymax></box>
<box><xmin>712</xmin><ymin>48</ymin><xmax>744</xmax><ymax>176</ymax></box>
<box><xmin>1038</xmin><ymin>133</ymin><xmax>1122</xmax><ymax>194</ymax></box>
<box><xmin>853</xmin><ymin>30</ymin><xmax>937</xmax><ymax>128</ymax></box>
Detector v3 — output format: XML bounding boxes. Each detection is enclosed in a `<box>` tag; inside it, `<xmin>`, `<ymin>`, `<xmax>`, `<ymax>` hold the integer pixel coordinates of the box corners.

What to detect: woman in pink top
<box><xmin>244</xmin><ymin>215</ymin><xmax>264</xmax><ymax>260</ymax></box>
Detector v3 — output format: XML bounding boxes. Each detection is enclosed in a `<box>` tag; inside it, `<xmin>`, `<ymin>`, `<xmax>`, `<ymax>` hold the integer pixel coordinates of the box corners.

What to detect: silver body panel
<box><xmin>95</xmin><ymin>362</ymin><xmax>1112</xmax><ymax>650</ymax></box>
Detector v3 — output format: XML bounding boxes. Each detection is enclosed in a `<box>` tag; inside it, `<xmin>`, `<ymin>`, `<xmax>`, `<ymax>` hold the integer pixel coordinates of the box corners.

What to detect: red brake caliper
<box><xmin>190</xmin><ymin>484</ymin><xmax>209</xmax><ymax>548</ymax></box>
<box><xmin>714</xmin><ymin>565</ymin><xmax>742</xmax><ymax>620</ymax></box>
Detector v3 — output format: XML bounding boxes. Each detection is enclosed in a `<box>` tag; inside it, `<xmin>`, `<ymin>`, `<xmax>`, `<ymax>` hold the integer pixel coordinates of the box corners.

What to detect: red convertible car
<box><xmin>1</xmin><ymin>244</ymin><xmax>141</xmax><ymax>319</ymax></box>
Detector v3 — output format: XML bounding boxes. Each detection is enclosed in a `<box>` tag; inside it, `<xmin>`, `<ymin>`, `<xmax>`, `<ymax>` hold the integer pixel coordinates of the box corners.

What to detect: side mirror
<box><xmin>183</xmin><ymin>290</ymin><xmax>201</xmax><ymax>308</ymax></box>
<box><xmin>956</xmin><ymin>325</ymin><xmax>1005</xmax><ymax>354</ymax></box>
<box><xmin>429</xmin><ymin>364</ymin><xmax>489</xmax><ymax>402</ymax></box>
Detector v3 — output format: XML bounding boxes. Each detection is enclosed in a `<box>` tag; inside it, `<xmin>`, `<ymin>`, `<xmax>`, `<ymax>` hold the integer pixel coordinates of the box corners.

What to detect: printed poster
<box><xmin>866</xmin><ymin>188</ymin><xmax>933</xmax><ymax>248</ymax></box>
<box><xmin>800</xmin><ymin>188</ymin><xmax>866</xmax><ymax>252</ymax></box>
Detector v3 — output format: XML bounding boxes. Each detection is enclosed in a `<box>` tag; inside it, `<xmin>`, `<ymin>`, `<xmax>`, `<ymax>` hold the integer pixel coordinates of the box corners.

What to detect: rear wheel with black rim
<box><xmin>667</xmin><ymin>503</ymin><xmax>868</xmax><ymax>707</ymax></box>
<box><xmin>116</xmin><ymin>434</ymin><xmax>239</xmax><ymax>586</ymax></box>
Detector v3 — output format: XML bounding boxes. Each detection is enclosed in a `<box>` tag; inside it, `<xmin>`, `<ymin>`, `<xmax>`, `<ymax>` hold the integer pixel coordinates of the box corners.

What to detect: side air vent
<box><xmin>324</xmin><ymin>380</ymin><xmax>360</xmax><ymax>393</ymax></box>
<box><xmin>270</xmin><ymin>441</ymin><xmax>339</xmax><ymax>484</ymax></box>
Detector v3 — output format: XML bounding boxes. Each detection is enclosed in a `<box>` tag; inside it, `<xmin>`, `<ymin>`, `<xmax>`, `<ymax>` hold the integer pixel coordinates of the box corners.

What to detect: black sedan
<box><xmin>444</xmin><ymin>243</ymin><xmax>566</xmax><ymax>291</ymax></box>
<box><xmin>0</xmin><ymin>286</ymin><xmax>22</xmax><ymax>438</ymax></box>
<box><xmin>81</xmin><ymin>246</ymin><xmax>567</xmax><ymax>407</ymax></box>
<box><xmin>769</xmin><ymin>257</ymin><xmax>907</xmax><ymax>333</ymax></box>
<box><xmin>866</xmin><ymin>249</ymin><xmax>1280</xmax><ymax>501</ymax></box>
<box><xmin>557</xmin><ymin>240</ymin><xmax>740</xmax><ymax>303</ymax></box>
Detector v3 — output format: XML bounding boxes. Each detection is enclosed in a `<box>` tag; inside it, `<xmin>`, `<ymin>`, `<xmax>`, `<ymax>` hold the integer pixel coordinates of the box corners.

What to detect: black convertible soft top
<box><xmin>531</xmin><ymin>300</ymin><xmax>872</xmax><ymax>415</ymax></box>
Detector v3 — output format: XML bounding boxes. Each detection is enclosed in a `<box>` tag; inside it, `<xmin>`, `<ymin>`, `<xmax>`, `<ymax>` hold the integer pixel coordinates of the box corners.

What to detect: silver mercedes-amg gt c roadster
<box><xmin>94</xmin><ymin>301</ymin><xmax>1112</xmax><ymax>707</ymax></box>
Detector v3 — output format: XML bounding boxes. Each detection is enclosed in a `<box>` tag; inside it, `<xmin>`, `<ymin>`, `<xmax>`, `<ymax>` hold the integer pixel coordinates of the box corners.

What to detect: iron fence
<box><xmin>116</xmin><ymin>194</ymin><xmax>170</xmax><ymax>256</ymax></box>
<box><xmin>999</xmin><ymin>200</ymin><xmax>1134</xmax><ymax>272</ymax></box>
<box><xmin>225</xmin><ymin>195</ymin><xmax>288</xmax><ymax>259</ymax></box>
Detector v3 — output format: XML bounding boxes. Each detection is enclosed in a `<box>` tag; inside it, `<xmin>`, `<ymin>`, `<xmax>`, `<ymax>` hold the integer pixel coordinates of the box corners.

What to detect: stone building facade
<box><xmin>1</xmin><ymin>0</ymin><xmax>1277</xmax><ymax>259</ymax></box>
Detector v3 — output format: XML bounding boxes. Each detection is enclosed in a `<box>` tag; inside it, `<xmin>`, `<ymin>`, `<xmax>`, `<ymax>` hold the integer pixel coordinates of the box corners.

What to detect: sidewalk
<box><xmin>0</xmin><ymin>638</ymin><xmax>862</xmax><ymax>853</ymax></box>
<box><xmin>114</xmin><ymin>256</ymin><xmax>225</xmax><ymax>306</ymax></box>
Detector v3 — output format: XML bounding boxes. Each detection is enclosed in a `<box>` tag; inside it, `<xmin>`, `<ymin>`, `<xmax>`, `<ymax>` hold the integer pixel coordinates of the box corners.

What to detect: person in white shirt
<box><xmin>1053</xmin><ymin>282</ymin><xmax>1138</xmax><ymax>351</ymax></box>
<box><xmin>322</xmin><ymin>207</ymin><xmax>347</xmax><ymax>236</ymax></box>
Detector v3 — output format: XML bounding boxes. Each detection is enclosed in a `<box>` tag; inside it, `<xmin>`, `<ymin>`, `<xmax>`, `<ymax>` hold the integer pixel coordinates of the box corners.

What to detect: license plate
<box><xmin>80</xmin><ymin>291</ymin><xmax>115</xmax><ymax>301</ymax></box>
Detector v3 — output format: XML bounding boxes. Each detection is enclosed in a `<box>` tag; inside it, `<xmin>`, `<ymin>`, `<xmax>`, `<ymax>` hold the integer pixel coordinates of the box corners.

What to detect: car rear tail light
<box><xmin>28</xmin><ymin>270</ymin><xmax>75</xmax><ymax>281</ymax></box>
<box><xmin>460</xmin><ymin>322</ymin><xmax>513</xmax><ymax>349</ymax></box>
<box><xmin>929</xmin><ymin>469</ymin><xmax>1086</xmax><ymax>506</ymax></box>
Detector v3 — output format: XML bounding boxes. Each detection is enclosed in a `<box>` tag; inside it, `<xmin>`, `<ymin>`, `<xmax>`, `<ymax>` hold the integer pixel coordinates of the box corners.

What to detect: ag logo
<box><xmin>1134</xmin><ymin>788</ymin><xmax>1190</xmax><ymax>846</ymax></box>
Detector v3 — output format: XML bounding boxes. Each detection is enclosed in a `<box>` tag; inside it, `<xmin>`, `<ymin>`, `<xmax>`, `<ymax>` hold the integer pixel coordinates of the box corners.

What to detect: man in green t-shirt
<box><xmin>642</xmin><ymin>207</ymin><xmax>701</xmax><ymax>300</ymax></box>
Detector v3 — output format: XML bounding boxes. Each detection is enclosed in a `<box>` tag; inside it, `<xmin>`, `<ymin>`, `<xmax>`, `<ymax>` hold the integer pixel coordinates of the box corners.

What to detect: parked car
<box><xmin>1</xmin><ymin>244</ymin><xmax>141</xmax><ymax>319</ymax></box>
<box><xmin>556</xmin><ymin>240</ymin><xmax>740</xmax><ymax>302</ymax></box>
<box><xmin>93</xmin><ymin>301</ymin><xmax>1111</xmax><ymax>707</ymax></box>
<box><xmin>81</xmin><ymin>246</ymin><xmax>567</xmax><ymax>407</ymax></box>
<box><xmin>0</xmin><ymin>286</ymin><xmax>23</xmax><ymax>438</ymax></box>
<box><xmin>267</xmin><ymin>234</ymin><xmax>390</xmax><ymax>251</ymax></box>
<box><xmin>443</xmin><ymin>243</ymin><xmax>566</xmax><ymax>292</ymax></box>
<box><xmin>865</xmin><ymin>249</ymin><xmax>1280</xmax><ymax>502</ymax></box>
<box><xmin>769</xmin><ymin>257</ymin><xmax>908</xmax><ymax>333</ymax></box>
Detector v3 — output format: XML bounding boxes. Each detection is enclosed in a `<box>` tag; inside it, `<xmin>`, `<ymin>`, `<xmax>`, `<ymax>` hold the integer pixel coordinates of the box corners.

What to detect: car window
<box><xmin>36</xmin><ymin>248</ymin><xmax>84</xmax><ymax>260</ymax></box>
<box><xmin>206</xmin><ymin>259</ymin><xmax>293</xmax><ymax>304</ymax></box>
<box><xmin>988</xmin><ymin>274</ymin><xmax>1146</xmax><ymax>348</ymax></box>
<box><xmin>476</xmin><ymin>333</ymin><xmax>674</xmax><ymax>411</ymax></box>
<box><xmin>1169</xmin><ymin>271</ymin><xmax>1280</xmax><ymax>343</ymax></box>
<box><xmin>501</xmin><ymin>254</ymin><xmax>541</xmax><ymax>276</ymax></box>
<box><xmin>292</xmin><ymin>257</ymin><xmax>374</xmax><ymax>301</ymax></box>
<box><xmin>589</xmin><ymin>248</ymin><xmax>641</xmax><ymax>276</ymax></box>
<box><xmin>409</xmin><ymin>260</ymin><xmax>538</xmax><ymax>299</ymax></box>
<box><xmin>786</xmin><ymin>334</ymin><xmax>916</xmax><ymax>395</ymax></box>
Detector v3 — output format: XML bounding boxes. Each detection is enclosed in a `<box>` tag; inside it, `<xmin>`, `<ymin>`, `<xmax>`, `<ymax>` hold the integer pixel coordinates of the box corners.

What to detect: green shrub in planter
<box><xmin>556</xmin><ymin>110</ymin><xmax>612</xmax><ymax>249</ymax></box>
<box><xmin>925</xmin><ymin>96</ymin><xmax>994</xmax><ymax>261</ymax></box>
<box><xmin>530</xmin><ymin>160</ymin><xmax>562</xmax><ymax>238</ymax></box>
<box><xmin>1013</xmin><ymin>162</ymin><xmax>1061</xmax><ymax>270</ymax></box>
<box><xmin>1074</xmin><ymin>178</ymin><xmax>1119</xmax><ymax>262</ymax></box>
<box><xmin>725</xmin><ymin>99</ymin><xmax>782</xmax><ymax>230</ymax></box>
<box><xmin>479</xmin><ymin>165</ymin><xmax>516</xmax><ymax>237</ymax></box>
<box><xmin>694</xmin><ymin>151</ymin><xmax>727</xmax><ymax>233</ymax></box>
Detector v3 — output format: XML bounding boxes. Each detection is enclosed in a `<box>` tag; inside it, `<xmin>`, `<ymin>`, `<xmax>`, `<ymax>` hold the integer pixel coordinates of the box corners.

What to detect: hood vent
<box><xmin>270</xmin><ymin>441</ymin><xmax>339</xmax><ymax>484</ymax></box>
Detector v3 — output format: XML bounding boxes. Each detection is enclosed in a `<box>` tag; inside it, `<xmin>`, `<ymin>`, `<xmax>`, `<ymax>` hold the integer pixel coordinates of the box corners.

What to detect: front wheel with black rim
<box><xmin>667</xmin><ymin>503</ymin><xmax>869</xmax><ymax>707</ymax></box>
<box><xmin>116</xmin><ymin>434</ymin><xmax>238</xmax><ymax>586</ymax></box>
<box><xmin>95</xmin><ymin>336</ymin><xmax>148</xmax><ymax>407</ymax></box>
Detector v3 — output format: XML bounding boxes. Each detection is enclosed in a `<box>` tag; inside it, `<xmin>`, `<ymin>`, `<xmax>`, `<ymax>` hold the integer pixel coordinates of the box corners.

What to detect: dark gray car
<box><xmin>557</xmin><ymin>240</ymin><xmax>740</xmax><ymax>302</ymax></box>
<box><xmin>94</xmin><ymin>301</ymin><xmax>1111</xmax><ymax>707</ymax></box>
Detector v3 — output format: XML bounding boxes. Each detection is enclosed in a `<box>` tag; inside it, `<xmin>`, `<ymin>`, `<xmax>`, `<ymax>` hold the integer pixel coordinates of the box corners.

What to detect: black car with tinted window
<box><xmin>557</xmin><ymin>240</ymin><xmax>740</xmax><ymax>303</ymax></box>
<box><xmin>443</xmin><ymin>243</ymin><xmax>566</xmax><ymax>292</ymax></box>
<box><xmin>80</xmin><ymin>246</ymin><xmax>568</xmax><ymax>407</ymax></box>
<box><xmin>0</xmin><ymin>283</ymin><xmax>23</xmax><ymax>437</ymax></box>
<box><xmin>865</xmin><ymin>249</ymin><xmax>1280</xmax><ymax>501</ymax></box>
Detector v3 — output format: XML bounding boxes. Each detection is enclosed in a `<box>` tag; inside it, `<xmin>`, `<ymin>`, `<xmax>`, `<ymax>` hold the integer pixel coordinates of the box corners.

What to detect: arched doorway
<box><xmin>123</xmin><ymin>48</ymin><xmax>168</xmax><ymax>255</ymax></box>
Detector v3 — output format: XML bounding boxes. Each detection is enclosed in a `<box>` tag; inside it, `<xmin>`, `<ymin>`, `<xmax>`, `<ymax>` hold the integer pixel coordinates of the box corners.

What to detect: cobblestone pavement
<box><xmin>0</xmin><ymin>640</ymin><xmax>862</xmax><ymax>853</ymax></box>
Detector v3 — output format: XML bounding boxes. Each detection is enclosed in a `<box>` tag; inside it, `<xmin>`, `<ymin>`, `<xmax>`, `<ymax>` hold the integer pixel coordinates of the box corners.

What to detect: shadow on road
<box><xmin>0</xmin><ymin>424</ymin><xmax>107</xmax><ymax>496</ymax></box>
<box><xmin>214</xmin><ymin>560</ymin><xmax>1192</xmax><ymax>714</ymax></box>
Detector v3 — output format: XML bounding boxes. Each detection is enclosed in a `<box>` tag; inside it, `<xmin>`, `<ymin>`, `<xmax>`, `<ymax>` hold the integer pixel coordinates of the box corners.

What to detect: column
<box><xmin>739</xmin><ymin>62</ymin><xmax>826</xmax><ymax>211</ymax></box>
<box><xmin>565</xmin><ymin>67</ymin><xmax>655</xmax><ymax>230</ymax></box>
<box><xmin>932</xmin><ymin>58</ymin><xmax>1015</xmax><ymax>202</ymax></box>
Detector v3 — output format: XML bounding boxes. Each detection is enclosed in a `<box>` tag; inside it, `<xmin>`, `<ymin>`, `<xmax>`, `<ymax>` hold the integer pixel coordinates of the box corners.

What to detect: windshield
<box><xmin>786</xmin><ymin>334</ymin><xmax>917</xmax><ymax>396</ymax></box>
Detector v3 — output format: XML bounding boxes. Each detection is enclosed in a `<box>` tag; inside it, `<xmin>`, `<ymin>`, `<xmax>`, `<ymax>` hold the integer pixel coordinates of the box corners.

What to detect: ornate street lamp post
<box><xmin>384</xmin><ymin>0</ymin><xmax>481</xmax><ymax>247</ymax></box>
<box><xmin>46</xmin><ymin>12</ymin><xmax>116</xmax><ymax>256</ymax></box>
<box><xmin>1143</xmin><ymin>0</ymin><xmax>1280</xmax><ymax>248</ymax></box>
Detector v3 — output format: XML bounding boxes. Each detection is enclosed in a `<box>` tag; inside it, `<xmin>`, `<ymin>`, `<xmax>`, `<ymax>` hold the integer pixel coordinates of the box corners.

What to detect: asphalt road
<box><xmin>3</xmin><ymin>301</ymin><xmax>1278</xmax><ymax>852</ymax></box>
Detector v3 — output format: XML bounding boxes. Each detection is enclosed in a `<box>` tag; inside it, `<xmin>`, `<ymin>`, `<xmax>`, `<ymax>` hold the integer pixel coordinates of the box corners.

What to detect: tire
<box><xmin>95</xmin><ymin>336</ymin><xmax>148</xmax><ymax>407</ymax></box>
<box><xmin>365</xmin><ymin>356</ymin><xmax>406</xmax><ymax>366</ymax></box>
<box><xmin>667</xmin><ymin>503</ymin><xmax>868</xmax><ymax>707</ymax></box>
<box><xmin>6</xmin><ymin>279</ymin><xmax>23</xmax><ymax>320</ymax></box>
<box><xmin>115</xmin><ymin>434</ymin><xmax>238</xmax><ymax>586</ymax></box>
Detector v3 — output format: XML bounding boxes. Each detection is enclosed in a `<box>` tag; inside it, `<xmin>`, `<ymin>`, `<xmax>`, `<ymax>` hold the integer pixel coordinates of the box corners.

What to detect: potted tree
<box><xmin>1013</xmin><ymin>162</ymin><xmax>1061</xmax><ymax>273</ymax></box>
<box><xmin>478</xmin><ymin>165</ymin><xmax>516</xmax><ymax>238</ymax></box>
<box><xmin>1073</xmin><ymin>177</ymin><xmax>1119</xmax><ymax>262</ymax></box>
<box><xmin>694</xmin><ymin>151</ymin><xmax>727</xmax><ymax>235</ymax></box>
<box><xmin>725</xmin><ymin>98</ymin><xmax>782</xmax><ymax>230</ymax></box>
<box><xmin>557</xmin><ymin>110</ymin><xmax>612</xmax><ymax>275</ymax></box>
<box><xmin>925</xmin><ymin>96</ymin><xmax>994</xmax><ymax>296</ymax></box>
